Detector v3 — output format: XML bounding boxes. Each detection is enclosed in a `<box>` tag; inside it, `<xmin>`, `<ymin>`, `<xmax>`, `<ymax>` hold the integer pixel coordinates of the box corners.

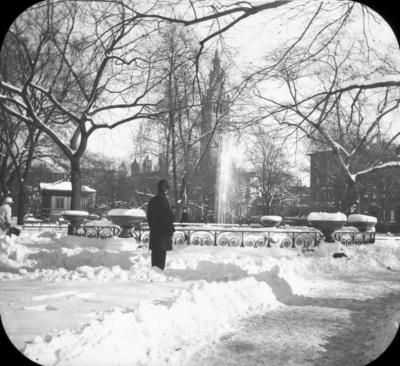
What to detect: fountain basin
<box><xmin>107</xmin><ymin>208</ymin><xmax>146</xmax><ymax>238</ymax></box>
<box><xmin>87</xmin><ymin>214</ymin><xmax>100</xmax><ymax>221</ymax></box>
<box><xmin>348</xmin><ymin>214</ymin><xmax>377</xmax><ymax>232</ymax></box>
<box><xmin>308</xmin><ymin>212</ymin><xmax>347</xmax><ymax>242</ymax></box>
<box><xmin>260</xmin><ymin>215</ymin><xmax>282</xmax><ymax>227</ymax></box>
<box><xmin>61</xmin><ymin>210</ymin><xmax>89</xmax><ymax>224</ymax></box>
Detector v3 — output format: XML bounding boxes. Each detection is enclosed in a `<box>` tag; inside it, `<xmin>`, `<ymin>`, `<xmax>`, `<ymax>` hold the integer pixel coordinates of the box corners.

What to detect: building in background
<box><xmin>309</xmin><ymin>150</ymin><xmax>341</xmax><ymax>212</ymax></box>
<box><xmin>39</xmin><ymin>181</ymin><xmax>96</xmax><ymax>221</ymax></box>
<box><xmin>309</xmin><ymin>149</ymin><xmax>400</xmax><ymax>232</ymax></box>
<box><xmin>194</xmin><ymin>51</ymin><xmax>231</xmax><ymax>222</ymax></box>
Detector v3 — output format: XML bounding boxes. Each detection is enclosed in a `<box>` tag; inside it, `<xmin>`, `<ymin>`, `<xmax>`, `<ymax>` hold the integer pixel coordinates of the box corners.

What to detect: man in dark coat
<box><xmin>146</xmin><ymin>179</ymin><xmax>175</xmax><ymax>270</ymax></box>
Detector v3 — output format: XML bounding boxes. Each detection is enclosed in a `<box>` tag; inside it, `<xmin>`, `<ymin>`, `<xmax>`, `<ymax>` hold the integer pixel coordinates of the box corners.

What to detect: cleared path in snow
<box><xmin>187</xmin><ymin>271</ymin><xmax>400</xmax><ymax>366</ymax></box>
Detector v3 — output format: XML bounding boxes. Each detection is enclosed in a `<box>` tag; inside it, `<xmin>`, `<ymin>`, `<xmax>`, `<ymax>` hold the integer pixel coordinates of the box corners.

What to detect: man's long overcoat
<box><xmin>146</xmin><ymin>193</ymin><xmax>175</xmax><ymax>251</ymax></box>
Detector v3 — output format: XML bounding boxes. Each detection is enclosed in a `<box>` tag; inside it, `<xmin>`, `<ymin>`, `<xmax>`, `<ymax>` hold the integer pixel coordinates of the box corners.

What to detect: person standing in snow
<box><xmin>146</xmin><ymin>179</ymin><xmax>175</xmax><ymax>270</ymax></box>
<box><xmin>0</xmin><ymin>197</ymin><xmax>20</xmax><ymax>236</ymax></box>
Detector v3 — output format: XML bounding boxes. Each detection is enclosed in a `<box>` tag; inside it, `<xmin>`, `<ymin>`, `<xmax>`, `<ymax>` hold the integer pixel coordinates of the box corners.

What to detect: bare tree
<box><xmin>132</xmin><ymin>24</ymin><xmax>242</xmax><ymax>219</ymax></box>
<box><xmin>0</xmin><ymin>28</ymin><xmax>58</xmax><ymax>222</ymax></box>
<box><xmin>0</xmin><ymin>1</ymin><xmax>171</xmax><ymax>210</ymax></box>
<box><xmin>2</xmin><ymin>0</ymin><xmax>398</xmax><ymax>216</ymax></box>
<box><xmin>252</xmin><ymin>3</ymin><xmax>400</xmax><ymax>212</ymax></box>
<box><xmin>245</xmin><ymin>127</ymin><xmax>297</xmax><ymax>214</ymax></box>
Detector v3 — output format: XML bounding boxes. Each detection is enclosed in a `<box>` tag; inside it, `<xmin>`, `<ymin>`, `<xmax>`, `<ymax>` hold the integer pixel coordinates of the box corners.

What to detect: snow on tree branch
<box><xmin>355</xmin><ymin>161</ymin><xmax>400</xmax><ymax>181</ymax></box>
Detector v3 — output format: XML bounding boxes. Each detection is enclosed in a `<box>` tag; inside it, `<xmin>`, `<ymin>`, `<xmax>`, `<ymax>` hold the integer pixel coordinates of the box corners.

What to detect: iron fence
<box><xmin>23</xmin><ymin>222</ymin><xmax>376</xmax><ymax>249</ymax></box>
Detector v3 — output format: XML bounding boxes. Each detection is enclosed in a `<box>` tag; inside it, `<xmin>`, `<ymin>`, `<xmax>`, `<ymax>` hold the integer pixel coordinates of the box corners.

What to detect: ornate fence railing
<box><xmin>333</xmin><ymin>230</ymin><xmax>375</xmax><ymax>245</ymax></box>
<box><xmin>136</xmin><ymin>226</ymin><xmax>375</xmax><ymax>249</ymax></box>
<box><xmin>68</xmin><ymin>225</ymin><xmax>122</xmax><ymax>238</ymax></box>
<box><xmin>22</xmin><ymin>222</ymin><xmax>69</xmax><ymax>231</ymax></box>
<box><xmin>23</xmin><ymin>221</ymin><xmax>376</xmax><ymax>249</ymax></box>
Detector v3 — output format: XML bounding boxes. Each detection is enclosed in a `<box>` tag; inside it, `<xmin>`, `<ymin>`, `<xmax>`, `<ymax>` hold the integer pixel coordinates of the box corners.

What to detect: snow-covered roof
<box><xmin>39</xmin><ymin>180</ymin><xmax>96</xmax><ymax>193</ymax></box>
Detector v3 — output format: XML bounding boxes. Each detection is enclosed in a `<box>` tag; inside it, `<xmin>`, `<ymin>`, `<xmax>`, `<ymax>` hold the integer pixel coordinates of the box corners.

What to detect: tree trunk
<box><xmin>70</xmin><ymin>157</ymin><xmax>82</xmax><ymax>210</ymax></box>
<box><xmin>0</xmin><ymin>154</ymin><xmax>9</xmax><ymax>198</ymax></box>
<box><xmin>171</xmin><ymin>129</ymin><xmax>179</xmax><ymax>218</ymax></box>
<box><xmin>176</xmin><ymin>174</ymin><xmax>188</xmax><ymax>221</ymax></box>
<box><xmin>17</xmin><ymin>181</ymin><xmax>27</xmax><ymax>225</ymax></box>
<box><xmin>342</xmin><ymin>179</ymin><xmax>360</xmax><ymax>215</ymax></box>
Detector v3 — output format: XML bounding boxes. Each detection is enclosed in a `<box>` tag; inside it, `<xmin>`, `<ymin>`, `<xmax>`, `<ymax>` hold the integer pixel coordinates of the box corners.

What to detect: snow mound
<box><xmin>23</xmin><ymin>277</ymin><xmax>280</xmax><ymax>366</ymax></box>
<box><xmin>0</xmin><ymin>235</ymin><xmax>36</xmax><ymax>272</ymax></box>
<box><xmin>0</xmin><ymin>234</ymin><xmax>172</xmax><ymax>282</ymax></box>
<box><xmin>1</xmin><ymin>232</ymin><xmax>400</xmax><ymax>285</ymax></box>
<box><xmin>313</xmin><ymin>240</ymin><xmax>349</xmax><ymax>257</ymax></box>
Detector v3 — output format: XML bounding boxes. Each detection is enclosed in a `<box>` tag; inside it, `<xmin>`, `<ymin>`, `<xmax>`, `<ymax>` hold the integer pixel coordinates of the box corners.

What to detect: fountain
<box><xmin>348</xmin><ymin>214</ymin><xmax>377</xmax><ymax>232</ymax></box>
<box><xmin>107</xmin><ymin>208</ymin><xmax>146</xmax><ymax>238</ymax></box>
<box><xmin>307</xmin><ymin>212</ymin><xmax>347</xmax><ymax>243</ymax></box>
<box><xmin>62</xmin><ymin>210</ymin><xmax>89</xmax><ymax>235</ymax></box>
<box><xmin>260</xmin><ymin>215</ymin><xmax>282</xmax><ymax>227</ymax></box>
<box><xmin>307</xmin><ymin>212</ymin><xmax>348</xmax><ymax>257</ymax></box>
<box><xmin>216</xmin><ymin>135</ymin><xmax>234</xmax><ymax>224</ymax></box>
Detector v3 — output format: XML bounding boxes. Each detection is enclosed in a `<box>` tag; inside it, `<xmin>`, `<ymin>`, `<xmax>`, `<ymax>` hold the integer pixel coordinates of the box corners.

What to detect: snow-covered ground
<box><xmin>1</xmin><ymin>230</ymin><xmax>400</xmax><ymax>366</ymax></box>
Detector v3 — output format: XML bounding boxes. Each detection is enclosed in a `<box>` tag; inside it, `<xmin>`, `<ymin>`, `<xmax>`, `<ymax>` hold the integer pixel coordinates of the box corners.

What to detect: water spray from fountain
<box><xmin>216</xmin><ymin>135</ymin><xmax>233</xmax><ymax>223</ymax></box>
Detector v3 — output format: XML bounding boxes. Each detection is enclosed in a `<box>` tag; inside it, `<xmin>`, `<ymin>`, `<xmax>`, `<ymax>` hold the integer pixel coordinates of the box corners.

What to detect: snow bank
<box><xmin>23</xmin><ymin>277</ymin><xmax>280</xmax><ymax>366</ymax></box>
<box><xmin>2</xmin><ymin>233</ymin><xmax>400</xmax><ymax>284</ymax></box>
<box><xmin>0</xmin><ymin>233</ymin><xmax>171</xmax><ymax>282</ymax></box>
<box><xmin>313</xmin><ymin>240</ymin><xmax>349</xmax><ymax>257</ymax></box>
<box><xmin>0</xmin><ymin>234</ymin><xmax>36</xmax><ymax>272</ymax></box>
<box><xmin>2</xmin><ymin>230</ymin><xmax>400</xmax><ymax>365</ymax></box>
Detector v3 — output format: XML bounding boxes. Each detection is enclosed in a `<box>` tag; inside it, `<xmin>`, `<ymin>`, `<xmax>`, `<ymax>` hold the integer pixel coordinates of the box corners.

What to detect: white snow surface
<box><xmin>348</xmin><ymin>214</ymin><xmax>377</xmax><ymax>223</ymax></box>
<box><xmin>260</xmin><ymin>215</ymin><xmax>282</xmax><ymax>221</ymax></box>
<box><xmin>308</xmin><ymin>212</ymin><xmax>347</xmax><ymax>221</ymax></box>
<box><xmin>61</xmin><ymin>211</ymin><xmax>89</xmax><ymax>216</ymax></box>
<box><xmin>23</xmin><ymin>278</ymin><xmax>279</xmax><ymax>366</ymax></box>
<box><xmin>1</xmin><ymin>230</ymin><xmax>400</xmax><ymax>366</ymax></box>
<box><xmin>107</xmin><ymin>208</ymin><xmax>146</xmax><ymax>217</ymax></box>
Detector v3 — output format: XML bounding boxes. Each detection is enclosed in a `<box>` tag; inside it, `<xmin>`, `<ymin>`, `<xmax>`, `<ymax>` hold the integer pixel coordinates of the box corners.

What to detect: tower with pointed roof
<box><xmin>196</xmin><ymin>51</ymin><xmax>230</xmax><ymax>221</ymax></box>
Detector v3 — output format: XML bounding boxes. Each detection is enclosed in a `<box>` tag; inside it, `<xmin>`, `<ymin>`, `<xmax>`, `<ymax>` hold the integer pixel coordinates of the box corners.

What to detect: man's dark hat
<box><xmin>157</xmin><ymin>179</ymin><xmax>170</xmax><ymax>189</ymax></box>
